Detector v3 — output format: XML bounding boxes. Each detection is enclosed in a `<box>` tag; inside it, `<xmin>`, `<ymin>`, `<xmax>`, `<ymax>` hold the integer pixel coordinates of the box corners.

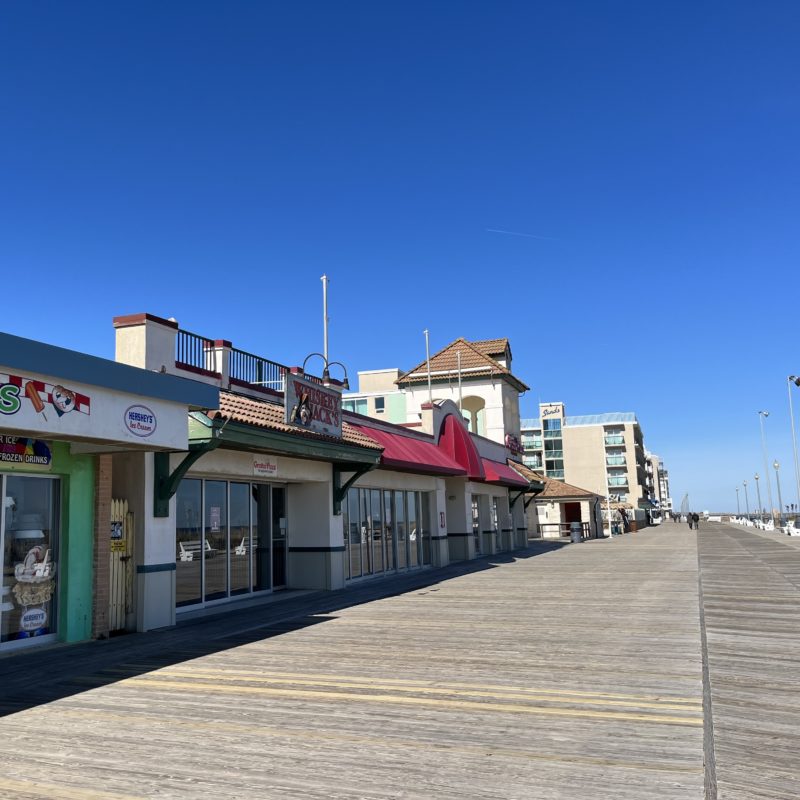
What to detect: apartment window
<box><xmin>374</xmin><ymin>397</ymin><xmax>385</xmax><ymax>414</ymax></box>
<box><xmin>342</xmin><ymin>399</ymin><xmax>368</xmax><ymax>415</ymax></box>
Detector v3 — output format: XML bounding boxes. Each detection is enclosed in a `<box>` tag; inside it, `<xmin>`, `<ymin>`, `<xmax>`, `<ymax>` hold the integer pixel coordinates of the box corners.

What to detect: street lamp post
<box><xmin>743</xmin><ymin>480</ymin><xmax>751</xmax><ymax>521</ymax></box>
<box><xmin>774</xmin><ymin>460</ymin><xmax>784</xmax><ymax>527</ymax></box>
<box><xmin>736</xmin><ymin>486</ymin><xmax>740</xmax><ymax>518</ymax></box>
<box><xmin>788</xmin><ymin>377</ymin><xmax>800</xmax><ymax>510</ymax></box>
<box><xmin>754</xmin><ymin>473</ymin><xmax>762</xmax><ymax>521</ymax></box>
<box><xmin>757</xmin><ymin>411</ymin><xmax>775</xmax><ymax>524</ymax></box>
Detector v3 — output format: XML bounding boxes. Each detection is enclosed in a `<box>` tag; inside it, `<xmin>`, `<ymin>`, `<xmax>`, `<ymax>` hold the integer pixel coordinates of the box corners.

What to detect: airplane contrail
<box><xmin>485</xmin><ymin>227</ymin><xmax>560</xmax><ymax>241</ymax></box>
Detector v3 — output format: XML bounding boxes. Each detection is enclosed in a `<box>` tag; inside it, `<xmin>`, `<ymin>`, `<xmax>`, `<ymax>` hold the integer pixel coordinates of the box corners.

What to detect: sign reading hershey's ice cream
<box><xmin>284</xmin><ymin>374</ymin><xmax>342</xmax><ymax>438</ymax></box>
<box><xmin>0</xmin><ymin>367</ymin><xmax>188</xmax><ymax>450</ymax></box>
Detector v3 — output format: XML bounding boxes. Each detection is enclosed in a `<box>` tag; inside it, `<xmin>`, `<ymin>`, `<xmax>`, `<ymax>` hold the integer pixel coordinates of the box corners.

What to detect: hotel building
<box><xmin>520</xmin><ymin>402</ymin><xmax>657</xmax><ymax>515</ymax></box>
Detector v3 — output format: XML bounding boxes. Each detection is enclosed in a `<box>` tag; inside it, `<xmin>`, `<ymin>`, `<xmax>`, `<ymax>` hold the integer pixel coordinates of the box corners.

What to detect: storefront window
<box><xmin>176</xmin><ymin>479</ymin><xmax>202</xmax><ymax>607</ymax></box>
<box><xmin>1</xmin><ymin>475</ymin><xmax>60</xmax><ymax>644</ymax></box>
<box><xmin>370</xmin><ymin>489</ymin><xmax>383</xmax><ymax>574</ymax></box>
<box><xmin>395</xmin><ymin>492</ymin><xmax>407</xmax><ymax>569</ymax></box>
<box><xmin>408</xmin><ymin>492</ymin><xmax>420</xmax><ymax>568</ymax></box>
<box><xmin>177</xmin><ymin>478</ymin><xmax>281</xmax><ymax>609</ymax></box>
<box><xmin>230</xmin><ymin>482</ymin><xmax>250</xmax><ymax>595</ymax></box>
<box><xmin>421</xmin><ymin>492</ymin><xmax>432</xmax><ymax>565</ymax></box>
<box><xmin>343</xmin><ymin>488</ymin><xmax>431</xmax><ymax>582</ymax></box>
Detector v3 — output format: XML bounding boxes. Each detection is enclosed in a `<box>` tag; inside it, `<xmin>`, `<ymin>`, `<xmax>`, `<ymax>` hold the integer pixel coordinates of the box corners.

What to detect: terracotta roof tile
<box><xmin>508</xmin><ymin>460</ymin><xmax>544</xmax><ymax>483</ymax></box>
<box><xmin>211</xmin><ymin>392</ymin><xmax>383</xmax><ymax>450</ymax></box>
<box><xmin>397</xmin><ymin>338</ymin><xmax>529</xmax><ymax>392</ymax></box>
<box><xmin>471</xmin><ymin>338</ymin><xmax>510</xmax><ymax>357</ymax></box>
<box><xmin>535</xmin><ymin>475</ymin><xmax>601</xmax><ymax>500</ymax></box>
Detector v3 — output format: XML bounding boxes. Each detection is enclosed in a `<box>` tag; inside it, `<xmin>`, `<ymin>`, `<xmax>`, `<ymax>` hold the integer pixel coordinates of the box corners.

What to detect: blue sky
<box><xmin>2</xmin><ymin>2</ymin><xmax>799</xmax><ymax>512</ymax></box>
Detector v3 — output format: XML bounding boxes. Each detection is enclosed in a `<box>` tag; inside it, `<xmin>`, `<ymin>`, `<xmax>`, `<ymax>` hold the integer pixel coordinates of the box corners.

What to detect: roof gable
<box><xmin>397</xmin><ymin>338</ymin><xmax>528</xmax><ymax>391</ymax></box>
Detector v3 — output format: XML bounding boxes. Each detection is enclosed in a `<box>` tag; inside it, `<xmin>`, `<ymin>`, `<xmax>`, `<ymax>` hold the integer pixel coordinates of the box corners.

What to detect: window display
<box><xmin>0</xmin><ymin>475</ymin><xmax>59</xmax><ymax>644</ymax></box>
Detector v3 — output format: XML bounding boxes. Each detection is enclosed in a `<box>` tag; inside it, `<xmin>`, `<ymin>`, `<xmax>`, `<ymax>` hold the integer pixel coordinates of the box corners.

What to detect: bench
<box><xmin>178</xmin><ymin>539</ymin><xmax>217</xmax><ymax>562</ymax></box>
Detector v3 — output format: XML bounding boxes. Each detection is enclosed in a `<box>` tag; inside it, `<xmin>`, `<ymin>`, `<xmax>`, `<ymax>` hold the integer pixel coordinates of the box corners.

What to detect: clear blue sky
<box><xmin>2</xmin><ymin>2</ymin><xmax>799</xmax><ymax>512</ymax></box>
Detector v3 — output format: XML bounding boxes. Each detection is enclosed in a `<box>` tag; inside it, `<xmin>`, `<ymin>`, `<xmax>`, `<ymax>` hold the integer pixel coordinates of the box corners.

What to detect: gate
<box><xmin>109</xmin><ymin>498</ymin><xmax>134</xmax><ymax>633</ymax></box>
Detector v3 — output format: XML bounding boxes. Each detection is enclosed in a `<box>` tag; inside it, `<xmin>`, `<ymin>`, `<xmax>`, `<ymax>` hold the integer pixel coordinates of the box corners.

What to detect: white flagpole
<box><xmin>457</xmin><ymin>350</ymin><xmax>463</xmax><ymax>413</ymax></box>
<box><xmin>321</xmin><ymin>275</ymin><xmax>329</xmax><ymax>362</ymax></box>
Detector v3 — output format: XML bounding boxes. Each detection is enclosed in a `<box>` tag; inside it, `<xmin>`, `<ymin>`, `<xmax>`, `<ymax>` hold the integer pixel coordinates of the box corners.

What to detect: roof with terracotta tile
<box><xmin>471</xmin><ymin>338</ymin><xmax>511</xmax><ymax>358</ymax></box>
<box><xmin>397</xmin><ymin>338</ymin><xmax>529</xmax><ymax>392</ymax></box>
<box><xmin>535</xmin><ymin>475</ymin><xmax>602</xmax><ymax>500</ymax></box>
<box><xmin>508</xmin><ymin>460</ymin><xmax>544</xmax><ymax>484</ymax></box>
<box><xmin>210</xmin><ymin>392</ymin><xmax>383</xmax><ymax>450</ymax></box>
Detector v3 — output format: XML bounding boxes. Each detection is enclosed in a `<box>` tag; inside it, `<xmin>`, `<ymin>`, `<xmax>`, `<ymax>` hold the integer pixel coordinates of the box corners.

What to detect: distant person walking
<box><xmin>692</xmin><ymin>512</ymin><xmax>700</xmax><ymax>530</ymax></box>
<box><xmin>687</xmin><ymin>513</ymin><xmax>694</xmax><ymax>530</ymax></box>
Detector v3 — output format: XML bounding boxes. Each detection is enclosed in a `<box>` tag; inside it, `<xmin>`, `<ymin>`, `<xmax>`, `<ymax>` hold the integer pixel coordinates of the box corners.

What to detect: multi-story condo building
<box><xmin>645</xmin><ymin>451</ymin><xmax>673</xmax><ymax>515</ymax></box>
<box><xmin>520</xmin><ymin>402</ymin><xmax>651</xmax><ymax>511</ymax></box>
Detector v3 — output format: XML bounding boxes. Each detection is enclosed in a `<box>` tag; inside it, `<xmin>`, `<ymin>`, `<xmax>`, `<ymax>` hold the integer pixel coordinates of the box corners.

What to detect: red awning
<box><xmin>480</xmin><ymin>458</ymin><xmax>530</xmax><ymax>488</ymax></box>
<box><xmin>350</xmin><ymin>424</ymin><xmax>466</xmax><ymax>476</ymax></box>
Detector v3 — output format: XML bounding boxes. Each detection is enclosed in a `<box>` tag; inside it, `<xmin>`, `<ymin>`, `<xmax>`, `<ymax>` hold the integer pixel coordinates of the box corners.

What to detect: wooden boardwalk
<box><xmin>698</xmin><ymin>521</ymin><xmax>800</xmax><ymax>800</ymax></box>
<box><xmin>16</xmin><ymin>520</ymin><xmax>799</xmax><ymax>799</ymax></box>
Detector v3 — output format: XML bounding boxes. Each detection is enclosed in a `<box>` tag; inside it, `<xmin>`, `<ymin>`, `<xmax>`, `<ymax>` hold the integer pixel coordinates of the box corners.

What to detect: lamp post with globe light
<box><xmin>757</xmin><ymin>411</ymin><xmax>775</xmax><ymax>524</ymax></box>
<box><xmin>788</xmin><ymin>377</ymin><xmax>800</xmax><ymax>510</ymax></box>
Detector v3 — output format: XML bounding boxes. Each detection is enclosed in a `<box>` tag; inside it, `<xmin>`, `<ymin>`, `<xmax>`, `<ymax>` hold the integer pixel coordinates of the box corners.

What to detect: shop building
<box><xmin>112</xmin><ymin>316</ymin><xmax>537</xmax><ymax>627</ymax></box>
<box><xmin>0</xmin><ymin>331</ymin><xmax>216</xmax><ymax>651</ymax></box>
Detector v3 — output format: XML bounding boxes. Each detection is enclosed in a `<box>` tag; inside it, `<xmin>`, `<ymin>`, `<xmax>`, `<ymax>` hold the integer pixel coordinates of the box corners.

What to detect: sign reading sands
<box><xmin>284</xmin><ymin>374</ymin><xmax>342</xmax><ymax>438</ymax></box>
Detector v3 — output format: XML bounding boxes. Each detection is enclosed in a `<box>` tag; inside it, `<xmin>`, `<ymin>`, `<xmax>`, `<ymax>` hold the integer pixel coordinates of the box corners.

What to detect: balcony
<box><xmin>546</xmin><ymin>469</ymin><xmax>565</xmax><ymax>479</ymax></box>
<box><xmin>543</xmin><ymin>450</ymin><xmax>564</xmax><ymax>459</ymax></box>
<box><xmin>604</xmin><ymin>435</ymin><xmax>625</xmax><ymax>446</ymax></box>
<box><xmin>608</xmin><ymin>476</ymin><xmax>629</xmax><ymax>487</ymax></box>
<box><xmin>543</xmin><ymin>430</ymin><xmax>563</xmax><ymax>440</ymax></box>
<box><xmin>606</xmin><ymin>456</ymin><xmax>626</xmax><ymax>466</ymax></box>
<box><xmin>173</xmin><ymin>326</ymin><xmax>323</xmax><ymax>393</ymax></box>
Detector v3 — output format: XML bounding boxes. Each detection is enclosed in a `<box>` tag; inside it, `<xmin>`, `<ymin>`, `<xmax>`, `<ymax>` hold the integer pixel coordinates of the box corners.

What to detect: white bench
<box><xmin>178</xmin><ymin>539</ymin><xmax>217</xmax><ymax>562</ymax></box>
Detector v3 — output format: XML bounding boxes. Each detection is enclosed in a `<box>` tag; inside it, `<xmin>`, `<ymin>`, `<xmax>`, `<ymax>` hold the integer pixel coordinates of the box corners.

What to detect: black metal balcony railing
<box><xmin>175</xmin><ymin>329</ymin><xmax>218</xmax><ymax>375</ymax></box>
<box><xmin>175</xmin><ymin>327</ymin><xmax>325</xmax><ymax>390</ymax></box>
<box><xmin>229</xmin><ymin>347</ymin><xmax>288</xmax><ymax>392</ymax></box>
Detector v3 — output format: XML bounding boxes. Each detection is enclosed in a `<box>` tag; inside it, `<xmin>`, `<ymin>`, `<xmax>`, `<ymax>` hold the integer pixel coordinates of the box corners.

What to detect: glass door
<box><xmin>271</xmin><ymin>486</ymin><xmax>287</xmax><ymax>588</ymax></box>
<box><xmin>251</xmin><ymin>483</ymin><xmax>271</xmax><ymax>592</ymax></box>
<box><xmin>471</xmin><ymin>497</ymin><xmax>481</xmax><ymax>554</ymax></box>
<box><xmin>1</xmin><ymin>474</ymin><xmax>60</xmax><ymax>645</ymax></box>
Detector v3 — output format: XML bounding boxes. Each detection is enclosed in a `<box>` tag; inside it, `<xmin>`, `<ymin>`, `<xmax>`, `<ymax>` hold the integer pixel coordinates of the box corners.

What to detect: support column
<box><xmin>92</xmin><ymin>454</ymin><xmax>112</xmax><ymax>639</ymax></box>
<box><xmin>444</xmin><ymin>478</ymin><xmax>473</xmax><ymax>561</ymax></box>
<box><xmin>287</xmin><ymin>481</ymin><xmax>345</xmax><ymax>590</ymax></box>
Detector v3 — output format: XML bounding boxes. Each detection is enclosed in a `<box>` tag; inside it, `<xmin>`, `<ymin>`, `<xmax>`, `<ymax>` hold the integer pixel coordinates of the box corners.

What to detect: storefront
<box><xmin>0</xmin><ymin>332</ymin><xmax>217</xmax><ymax>651</ymax></box>
<box><xmin>158</xmin><ymin>383</ymin><xmax>383</xmax><ymax>615</ymax></box>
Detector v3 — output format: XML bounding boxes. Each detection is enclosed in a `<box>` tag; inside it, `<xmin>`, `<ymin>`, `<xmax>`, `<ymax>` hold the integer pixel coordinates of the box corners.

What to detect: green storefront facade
<box><xmin>0</xmin><ymin>332</ymin><xmax>218</xmax><ymax>653</ymax></box>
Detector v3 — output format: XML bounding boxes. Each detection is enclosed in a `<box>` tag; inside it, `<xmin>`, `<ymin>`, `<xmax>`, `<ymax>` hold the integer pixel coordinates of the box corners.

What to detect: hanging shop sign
<box><xmin>284</xmin><ymin>374</ymin><xmax>342</xmax><ymax>438</ymax></box>
<box><xmin>253</xmin><ymin>457</ymin><xmax>278</xmax><ymax>478</ymax></box>
<box><xmin>0</xmin><ymin>368</ymin><xmax>188</xmax><ymax>450</ymax></box>
<box><xmin>504</xmin><ymin>434</ymin><xmax>525</xmax><ymax>455</ymax></box>
<box><xmin>0</xmin><ymin>436</ymin><xmax>52</xmax><ymax>469</ymax></box>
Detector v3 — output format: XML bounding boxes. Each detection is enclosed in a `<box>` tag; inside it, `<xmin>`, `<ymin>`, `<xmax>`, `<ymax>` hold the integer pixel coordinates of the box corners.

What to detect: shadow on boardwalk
<box><xmin>0</xmin><ymin>539</ymin><xmax>568</xmax><ymax>719</ymax></box>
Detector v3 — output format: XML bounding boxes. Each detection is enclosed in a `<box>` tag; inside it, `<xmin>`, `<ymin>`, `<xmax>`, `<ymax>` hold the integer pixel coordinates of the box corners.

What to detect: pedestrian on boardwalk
<box><xmin>692</xmin><ymin>512</ymin><xmax>700</xmax><ymax>530</ymax></box>
<box><xmin>687</xmin><ymin>513</ymin><xmax>694</xmax><ymax>530</ymax></box>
